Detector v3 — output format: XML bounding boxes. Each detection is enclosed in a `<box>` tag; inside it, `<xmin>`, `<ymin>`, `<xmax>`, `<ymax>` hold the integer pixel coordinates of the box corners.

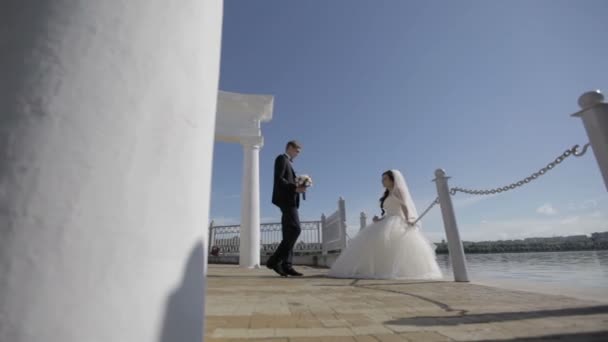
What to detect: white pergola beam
<box><xmin>215</xmin><ymin>91</ymin><xmax>273</xmax><ymax>143</ymax></box>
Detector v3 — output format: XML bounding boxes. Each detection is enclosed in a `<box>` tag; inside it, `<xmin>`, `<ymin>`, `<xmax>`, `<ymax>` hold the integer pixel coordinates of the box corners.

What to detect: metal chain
<box><xmin>572</xmin><ymin>143</ymin><xmax>591</xmax><ymax>157</ymax></box>
<box><xmin>450</xmin><ymin>143</ymin><xmax>591</xmax><ymax>196</ymax></box>
<box><xmin>404</xmin><ymin>143</ymin><xmax>590</xmax><ymax>225</ymax></box>
<box><xmin>411</xmin><ymin>197</ymin><xmax>440</xmax><ymax>226</ymax></box>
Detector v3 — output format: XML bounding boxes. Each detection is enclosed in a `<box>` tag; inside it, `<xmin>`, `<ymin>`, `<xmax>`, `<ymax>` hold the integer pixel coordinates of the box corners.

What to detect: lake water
<box><xmin>436</xmin><ymin>250</ymin><xmax>608</xmax><ymax>302</ymax></box>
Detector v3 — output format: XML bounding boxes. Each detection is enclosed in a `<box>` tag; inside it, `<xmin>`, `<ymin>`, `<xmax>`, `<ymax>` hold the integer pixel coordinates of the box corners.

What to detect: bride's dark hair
<box><xmin>379</xmin><ymin>170</ymin><xmax>395</xmax><ymax>216</ymax></box>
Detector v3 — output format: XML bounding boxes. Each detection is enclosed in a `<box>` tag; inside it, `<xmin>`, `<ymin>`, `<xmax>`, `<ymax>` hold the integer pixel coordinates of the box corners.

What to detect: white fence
<box><xmin>321</xmin><ymin>198</ymin><xmax>347</xmax><ymax>255</ymax></box>
<box><xmin>209</xmin><ymin>197</ymin><xmax>347</xmax><ymax>256</ymax></box>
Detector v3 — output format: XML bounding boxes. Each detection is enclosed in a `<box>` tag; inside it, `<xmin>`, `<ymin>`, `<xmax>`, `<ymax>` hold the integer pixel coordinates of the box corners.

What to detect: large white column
<box><xmin>239</xmin><ymin>137</ymin><xmax>263</xmax><ymax>268</ymax></box>
<box><xmin>0</xmin><ymin>1</ymin><xmax>223</xmax><ymax>342</ymax></box>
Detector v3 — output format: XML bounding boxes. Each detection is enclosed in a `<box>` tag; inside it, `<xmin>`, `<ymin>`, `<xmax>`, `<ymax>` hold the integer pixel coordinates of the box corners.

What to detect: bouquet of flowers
<box><xmin>296</xmin><ymin>174</ymin><xmax>313</xmax><ymax>200</ymax></box>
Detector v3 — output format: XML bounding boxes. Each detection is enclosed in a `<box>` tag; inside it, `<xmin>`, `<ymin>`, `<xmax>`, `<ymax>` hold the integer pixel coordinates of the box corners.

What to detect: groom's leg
<box><xmin>286</xmin><ymin>249</ymin><xmax>294</xmax><ymax>269</ymax></box>
<box><xmin>268</xmin><ymin>207</ymin><xmax>292</xmax><ymax>265</ymax></box>
<box><xmin>282</xmin><ymin>207</ymin><xmax>301</xmax><ymax>269</ymax></box>
<box><xmin>271</xmin><ymin>207</ymin><xmax>300</xmax><ymax>266</ymax></box>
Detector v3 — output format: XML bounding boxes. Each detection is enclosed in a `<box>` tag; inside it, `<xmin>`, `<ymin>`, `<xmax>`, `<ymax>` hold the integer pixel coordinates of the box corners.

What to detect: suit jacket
<box><xmin>272</xmin><ymin>154</ymin><xmax>300</xmax><ymax>209</ymax></box>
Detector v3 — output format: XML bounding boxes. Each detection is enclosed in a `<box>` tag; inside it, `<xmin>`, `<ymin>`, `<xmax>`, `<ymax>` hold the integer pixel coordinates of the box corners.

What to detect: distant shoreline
<box><xmin>435</xmin><ymin>231</ymin><xmax>608</xmax><ymax>254</ymax></box>
<box><xmin>435</xmin><ymin>246</ymin><xmax>608</xmax><ymax>254</ymax></box>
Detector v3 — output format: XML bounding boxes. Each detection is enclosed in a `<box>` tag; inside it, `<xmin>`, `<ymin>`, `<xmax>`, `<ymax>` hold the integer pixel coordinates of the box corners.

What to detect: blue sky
<box><xmin>211</xmin><ymin>0</ymin><xmax>608</xmax><ymax>241</ymax></box>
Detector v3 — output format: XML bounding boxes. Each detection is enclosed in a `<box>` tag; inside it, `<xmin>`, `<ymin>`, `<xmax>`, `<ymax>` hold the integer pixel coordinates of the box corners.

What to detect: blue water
<box><xmin>436</xmin><ymin>250</ymin><xmax>608</xmax><ymax>301</ymax></box>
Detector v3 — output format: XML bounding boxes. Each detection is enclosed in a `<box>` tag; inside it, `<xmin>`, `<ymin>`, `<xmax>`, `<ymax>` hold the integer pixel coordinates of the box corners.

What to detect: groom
<box><xmin>266</xmin><ymin>140</ymin><xmax>307</xmax><ymax>277</ymax></box>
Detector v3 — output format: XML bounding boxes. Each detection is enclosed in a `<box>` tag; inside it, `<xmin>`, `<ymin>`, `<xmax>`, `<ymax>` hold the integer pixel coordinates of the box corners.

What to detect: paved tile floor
<box><xmin>205</xmin><ymin>265</ymin><xmax>608</xmax><ymax>341</ymax></box>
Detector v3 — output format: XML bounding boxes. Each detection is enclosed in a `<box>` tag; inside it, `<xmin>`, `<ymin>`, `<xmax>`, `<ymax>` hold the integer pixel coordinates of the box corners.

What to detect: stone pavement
<box><xmin>205</xmin><ymin>265</ymin><xmax>608</xmax><ymax>341</ymax></box>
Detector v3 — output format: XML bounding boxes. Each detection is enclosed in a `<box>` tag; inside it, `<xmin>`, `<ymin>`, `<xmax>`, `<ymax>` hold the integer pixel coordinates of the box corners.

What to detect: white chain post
<box><xmin>360</xmin><ymin>212</ymin><xmax>367</xmax><ymax>231</ymax></box>
<box><xmin>339</xmin><ymin>197</ymin><xmax>347</xmax><ymax>250</ymax></box>
<box><xmin>434</xmin><ymin>169</ymin><xmax>470</xmax><ymax>282</ymax></box>
<box><xmin>572</xmin><ymin>90</ymin><xmax>608</xmax><ymax>192</ymax></box>
<box><xmin>321</xmin><ymin>214</ymin><xmax>327</xmax><ymax>256</ymax></box>
<box><xmin>208</xmin><ymin>221</ymin><xmax>215</xmax><ymax>253</ymax></box>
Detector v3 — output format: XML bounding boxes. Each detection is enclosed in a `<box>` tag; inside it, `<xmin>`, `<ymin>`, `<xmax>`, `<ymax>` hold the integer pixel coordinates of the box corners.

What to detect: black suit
<box><xmin>269</xmin><ymin>154</ymin><xmax>301</xmax><ymax>269</ymax></box>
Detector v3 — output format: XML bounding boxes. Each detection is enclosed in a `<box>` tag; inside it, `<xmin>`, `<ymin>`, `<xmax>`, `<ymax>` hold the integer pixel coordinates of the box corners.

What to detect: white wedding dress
<box><xmin>328</xmin><ymin>170</ymin><xmax>443</xmax><ymax>280</ymax></box>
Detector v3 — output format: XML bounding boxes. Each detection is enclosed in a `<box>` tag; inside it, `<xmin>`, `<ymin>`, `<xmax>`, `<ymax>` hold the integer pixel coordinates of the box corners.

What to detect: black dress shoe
<box><xmin>284</xmin><ymin>268</ymin><xmax>303</xmax><ymax>277</ymax></box>
<box><xmin>266</xmin><ymin>260</ymin><xmax>288</xmax><ymax>277</ymax></box>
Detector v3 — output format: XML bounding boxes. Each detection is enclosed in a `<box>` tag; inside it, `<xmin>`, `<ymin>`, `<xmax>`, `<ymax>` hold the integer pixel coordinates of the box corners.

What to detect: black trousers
<box><xmin>269</xmin><ymin>206</ymin><xmax>301</xmax><ymax>268</ymax></box>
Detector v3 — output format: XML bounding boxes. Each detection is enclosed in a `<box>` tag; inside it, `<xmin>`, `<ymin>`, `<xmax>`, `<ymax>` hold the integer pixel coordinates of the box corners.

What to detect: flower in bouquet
<box><xmin>296</xmin><ymin>175</ymin><xmax>313</xmax><ymax>200</ymax></box>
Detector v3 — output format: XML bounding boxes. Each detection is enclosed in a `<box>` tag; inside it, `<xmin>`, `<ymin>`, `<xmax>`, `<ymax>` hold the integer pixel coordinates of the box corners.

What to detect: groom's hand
<box><xmin>296</xmin><ymin>186</ymin><xmax>307</xmax><ymax>193</ymax></box>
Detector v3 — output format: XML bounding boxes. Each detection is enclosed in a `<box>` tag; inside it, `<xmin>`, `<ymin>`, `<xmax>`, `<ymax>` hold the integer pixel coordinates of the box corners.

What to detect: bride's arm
<box><xmin>395</xmin><ymin>189</ymin><xmax>414</xmax><ymax>225</ymax></box>
<box><xmin>400</xmin><ymin>204</ymin><xmax>414</xmax><ymax>225</ymax></box>
<box><xmin>401</xmin><ymin>204</ymin><xmax>410</xmax><ymax>223</ymax></box>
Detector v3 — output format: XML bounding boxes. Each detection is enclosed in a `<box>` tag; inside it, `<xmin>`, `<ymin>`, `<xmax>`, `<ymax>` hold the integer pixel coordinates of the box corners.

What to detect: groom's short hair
<box><xmin>286</xmin><ymin>140</ymin><xmax>302</xmax><ymax>150</ymax></box>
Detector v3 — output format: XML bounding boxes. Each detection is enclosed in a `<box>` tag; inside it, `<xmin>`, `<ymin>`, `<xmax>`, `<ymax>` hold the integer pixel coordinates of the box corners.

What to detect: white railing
<box><xmin>321</xmin><ymin>197</ymin><xmax>347</xmax><ymax>255</ymax></box>
<box><xmin>257</xmin><ymin>221</ymin><xmax>323</xmax><ymax>255</ymax></box>
<box><xmin>209</xmin><ymin>197</ymin><xmax>347</xmax><ymax>257</ymax></box>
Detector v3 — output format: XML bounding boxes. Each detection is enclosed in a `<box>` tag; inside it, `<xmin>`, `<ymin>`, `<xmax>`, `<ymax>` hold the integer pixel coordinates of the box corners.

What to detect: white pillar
<box><xmin>0</xmin><ymin>1</ymin><xmax>223</xmax><ymax>342</ymax></box>
<box><xmin>572</xmin><ymin>90</ymin><xmax>608</xmax><ymax>192</ymax></box>
<box><xmin>434</xmin><ymin>169</ymin><xmax>470</xmax><ymax>282</ymax></box>
<box><xmin>239</xmin><ymin>138</ymin><xmax>262</xmax><ymax>268</ymax></box>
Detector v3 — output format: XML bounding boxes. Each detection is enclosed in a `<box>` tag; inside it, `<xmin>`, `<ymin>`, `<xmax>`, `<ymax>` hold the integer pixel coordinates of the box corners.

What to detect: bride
<box><xmin>328</xmin><ymin>169</ymin><xmax>443</xmax><ymax>280</ymax></box>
